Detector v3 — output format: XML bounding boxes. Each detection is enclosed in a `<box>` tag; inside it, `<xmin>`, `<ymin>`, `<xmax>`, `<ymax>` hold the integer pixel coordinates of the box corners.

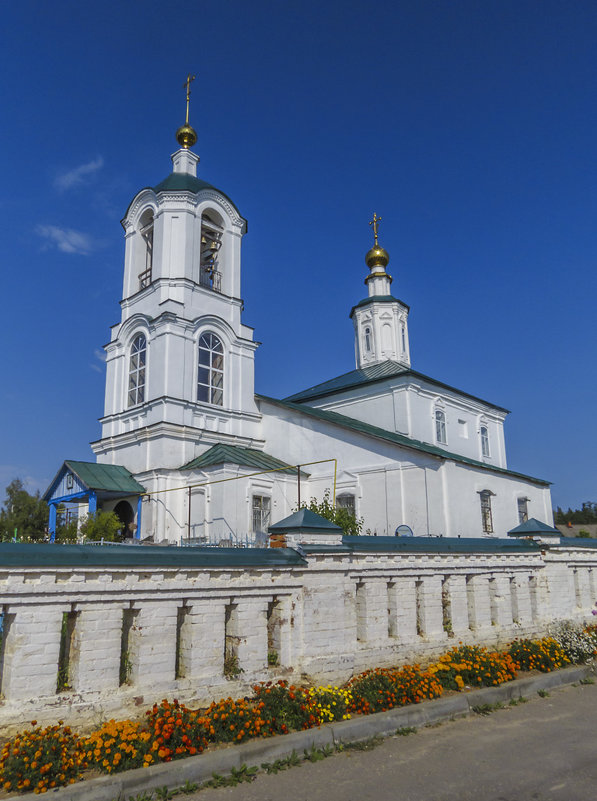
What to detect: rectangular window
<box><xmin>480</xmin><ymin>426</ymin><xmax>490</xmax><ymax>457</ymax></box>
<box><xmin>435</xmin><ymin>410</ymin><xmax>447</xmax><ymax>444</ymax></box>
<box><xmin>336</xmin><ymin>493</ymin><xmax>356</xmax><ymax>516</ymax></box>
<box><xmin>458</xmin><ymin>419</ymin><xmax>468</xmax><ymax>438</ymax></box>
<box><xmin>480</xmin><ymin>491</ymin><xmax>493</xmax><ymax>534</ymax></box>
<box><xmin>517</xmin><ymin>497</ymin><xmax>529</xmax><ymax>525</ymax></box>
<box><xmin>252</xmin><ymin>496</ymin><xmax>271</xmax><ymax>534</ymax></box>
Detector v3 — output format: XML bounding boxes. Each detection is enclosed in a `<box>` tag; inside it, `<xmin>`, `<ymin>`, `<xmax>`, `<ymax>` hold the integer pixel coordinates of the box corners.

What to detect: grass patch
<box><xmin>471</xmin><ymin>702</ymin><xmax>504</xmax><ymax>716</ymax></box>
<box><xmin>340</xmin><ymin>735</ymin><xmax>385</xmax><ymax>751</ymax></box>
<box><xmin>396</xmin><ymin>726</ymin><xmax>417</xmax><ymax>736</ymax></box>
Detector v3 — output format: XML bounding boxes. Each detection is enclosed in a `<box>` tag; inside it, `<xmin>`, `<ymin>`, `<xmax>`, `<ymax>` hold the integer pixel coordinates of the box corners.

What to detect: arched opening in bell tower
<box><xmin>199</xmin><ymin>210</ymin><xmax>223</xmax><ymax>292</ymax></box>
<box><xmin>137</xmin><ymin>209</ymin><xmax>154</xmax><ymax>290</ymax></box>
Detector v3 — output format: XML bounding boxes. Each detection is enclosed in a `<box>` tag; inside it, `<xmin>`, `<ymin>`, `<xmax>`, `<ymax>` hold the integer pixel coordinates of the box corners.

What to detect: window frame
<box><xmin>336</xmin><ymin>493</ymin><xmax>356</xmax><ymax>517</ymax></box>
<box><xmin>479</xmin><ymin>490</ymin><xmax>494</xmax><ymax>534</ymax></box>
<box><xmin>480</xmin><ymin>425</ymin><xmax>490</xmax><ymax>457</ymax></box>
<box><xmin>517</xmin><ymin>497</ymin><xmax>529</xmax><ymax>525</ymax></box>
<box><xmin>197</xmin><ymin>331</ymin><xmax>224</xmax><ymax>406</ymax></box>
<box><xmin>435</xmin><ymin>409</ymin><xmax>447</xmax><ymax>445</ymax></box>
<box><xmin>127</xmin><ymin>333</ymin><xmax>147</xmax><ymax>408</ymax></box>
<box><xmin>252</xmin><ymin>494</ymin><xmax>271</xmax><ymax>534</ymax></box>
<box><xmin>364</xmin><ymin>326</ymin><xmax>372</xmax><ymax>353</ymax></box>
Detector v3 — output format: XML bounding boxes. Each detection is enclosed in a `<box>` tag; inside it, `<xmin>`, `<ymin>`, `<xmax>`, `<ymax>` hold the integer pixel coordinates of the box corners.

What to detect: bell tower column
<box><xmin>350</xmin><ymin>214</ymin><xmax>411</xmax><ymax>369</ymax></box>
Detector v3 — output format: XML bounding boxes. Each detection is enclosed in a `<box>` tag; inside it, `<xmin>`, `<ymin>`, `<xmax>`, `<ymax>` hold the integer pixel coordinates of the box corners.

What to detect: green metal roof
<box><xmin>269</xmin><ymin>508</ymin><xmax>343</xmax><ymax>534</ymax></box>
<box><xmin>0</xmin><ymin>543</ymin><xmax>306</xmax><ymax>569</ymax></box>
<box><xmin>180</xmin><ymin>443</ymin><xmax>309</xmax><ymax>476</ymax></box>
<box><xmin>123</xmin><ymin>174</ymin><xmax>247</xmax><ymax>233</ymax></box>
<box><xmin>507</xmin><ymin>517</ymin><xmax>561</xmax><ymax>537</ymax></box>
<box><xmin>43</xmin><ymin>461</ymin><xmax>145</xmax><ymax>501</ymax></box>
<box><xmin>284</xmin><ymin>359</ymin><xmax>510</xmax><ymax>413</ymax></box>
<box><xmin>153</xmin><ymin>173</ymin><xmax>245</xmax><ymax>228</ymax></box>
<box><xmin>350</xmin><ymin>295</ymin><xmax>410</xmax><ymax>316</ymax></box>
<box><xmin>257</xmin><ymin>395</ymin><xmax>550</xmax><ymax>487</ymax></box>
<box><xmin>339</xmin><ymin>535</ymin><xmax>541</xmax><ymax>554</ymax></box>
<box><xmin>549</xmin><ymin>537</ymin><xmax>597</xmax><ymax>549</ymax></box>
<box><xmin>154</xmin><ymin>173</ymin><xmax>219</xmax><ymax>195</ymax></box>
<box><xmin>65</xmin><ymin>461</ymin><xmax>145</xmax><ymax>493</ymax></box>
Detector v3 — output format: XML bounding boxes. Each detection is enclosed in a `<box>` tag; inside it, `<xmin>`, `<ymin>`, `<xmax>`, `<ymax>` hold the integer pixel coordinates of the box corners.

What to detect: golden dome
<box><xmin>365</xmin><ymin>244</ymin><xmax>390</xmax><ymax>269</ymax></box>
<box><xmin>176</xmin><ymin>123</ymin><xmax>198</xmax><ymax>149</ymax></box>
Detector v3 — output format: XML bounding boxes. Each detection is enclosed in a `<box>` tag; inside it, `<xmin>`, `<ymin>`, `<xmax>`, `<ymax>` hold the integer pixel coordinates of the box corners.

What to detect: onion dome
<box><xmin>365</xmin><ymin>244</ymin><xmax>390</xmax><ymax>269</ymax></box>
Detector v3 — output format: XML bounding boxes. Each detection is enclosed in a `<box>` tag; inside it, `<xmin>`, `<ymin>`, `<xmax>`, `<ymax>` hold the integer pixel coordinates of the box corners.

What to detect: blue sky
<box><xmin>0</xmin><ymin>0</ymin><xmax>595</xmax><ymax>511</ymax></box>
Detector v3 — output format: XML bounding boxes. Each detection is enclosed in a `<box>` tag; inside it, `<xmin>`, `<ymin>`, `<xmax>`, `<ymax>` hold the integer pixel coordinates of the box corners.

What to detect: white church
<box><xmin>45</xmin><ymin>97</ymin><xmax>553</xmax><ymax>543</ymax></box>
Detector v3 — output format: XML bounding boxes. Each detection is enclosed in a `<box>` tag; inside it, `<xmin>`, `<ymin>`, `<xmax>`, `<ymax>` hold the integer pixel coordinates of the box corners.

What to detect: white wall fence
<box><xmin>0</xmin><ymin>538</ymin><xmax>596</xmax><ymax>732</ymax></box>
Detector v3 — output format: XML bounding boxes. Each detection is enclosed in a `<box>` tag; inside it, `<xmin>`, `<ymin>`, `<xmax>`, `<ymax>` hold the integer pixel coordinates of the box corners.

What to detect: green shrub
<box><xmin>79</xmin><ymin>511</ymin><xmax>123</xmax><ymax>542</ymax></box>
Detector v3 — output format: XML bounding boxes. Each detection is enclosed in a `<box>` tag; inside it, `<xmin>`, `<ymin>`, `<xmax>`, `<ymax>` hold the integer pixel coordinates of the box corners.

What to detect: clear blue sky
<box><xmin>1</xmin><ymin>0</ymin><xmax>595</xmax><ymax>512</ymax></box>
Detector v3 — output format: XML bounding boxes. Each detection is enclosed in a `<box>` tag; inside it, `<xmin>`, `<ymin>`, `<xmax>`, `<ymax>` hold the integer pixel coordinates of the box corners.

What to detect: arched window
<box><xmin>364</xmin><ymin>326</ymin><xmax>372</xmax><ymax>353</ymax></box>
<box><xmin>138</xmin><ymin>209</ymin><xmax>154</xmax><ymax>290</ymax></box>
<box><xmin>198</xmin><ymin>332</ymin><xmax>224</xmax><ymax>405</ymax></box>
<box><xmin>128</xmin><ymin>334</ymin><xmax>147</xmax><ymax>407</ymax></box>
<box><xmin>435</xmin><ymin>409</ymin><xmax>447</xmax><ymax>444</ymax></box>
<box><xmin>480</xmin><ymin>425</ymin><xmax>490</xmax><ymax>457</ymax></box>
<box><xmin>479</xmin><ymin>490</ymin><xmax>494</xmax><ymax>534</ymax></box>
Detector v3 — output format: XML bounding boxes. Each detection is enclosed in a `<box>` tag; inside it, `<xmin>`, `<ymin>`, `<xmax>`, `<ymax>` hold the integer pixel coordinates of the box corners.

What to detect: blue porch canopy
<box><xmin>43</xmin><ymin>460</ymin><xmax>145</xmax><ymax>541</ymax></box>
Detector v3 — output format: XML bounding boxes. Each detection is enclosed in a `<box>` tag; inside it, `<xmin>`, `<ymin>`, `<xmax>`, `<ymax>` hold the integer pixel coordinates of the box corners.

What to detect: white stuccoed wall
<box><xmin>0</xmin><ymin>538</ymin><xmax>596</xmax><ymax>733</ymax></box>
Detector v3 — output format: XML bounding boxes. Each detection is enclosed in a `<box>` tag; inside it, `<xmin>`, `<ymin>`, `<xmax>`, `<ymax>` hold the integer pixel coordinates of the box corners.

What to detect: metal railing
<box><xmin>199</xmin><ymin>269</ymin><xmax>222</xmax><ymax>293</ymax></box>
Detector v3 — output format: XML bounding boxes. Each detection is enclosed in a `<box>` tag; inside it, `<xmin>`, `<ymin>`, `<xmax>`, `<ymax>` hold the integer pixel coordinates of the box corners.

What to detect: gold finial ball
<box><xmin>365</xmin><ymin>244</ymin><xmax>390</xmax><ymax>269</ymax></box>
<box><xmin>176</xmin><ymin>123</ymin><xmax>198</xmax><ymax>149</ymax></box>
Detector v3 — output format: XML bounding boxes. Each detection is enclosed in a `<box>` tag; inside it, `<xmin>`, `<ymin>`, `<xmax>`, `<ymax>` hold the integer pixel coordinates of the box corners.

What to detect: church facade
<box><xmin>50</xmin><ymin>113</ymin><xmax>552</xmax><ymax>543</ymax></box>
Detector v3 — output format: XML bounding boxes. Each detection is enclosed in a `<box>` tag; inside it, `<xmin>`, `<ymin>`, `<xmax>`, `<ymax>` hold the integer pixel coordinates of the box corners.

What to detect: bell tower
<box><xmin>92</xmin><ymin>77</ymin><xmax>262</xmax><ymax>473</ymax></box>
<box><xmin>350</xmin><ymin>214</ymin><xmax>411</xmax><ymax>369</ymax></box>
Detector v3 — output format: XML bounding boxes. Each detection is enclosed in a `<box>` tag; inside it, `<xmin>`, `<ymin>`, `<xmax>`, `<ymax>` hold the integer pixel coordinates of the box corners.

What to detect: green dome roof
<box><xmin>153</xmin><ymin>173</ymin><xmax>217</xmax><ymax>194</ymax></box>
<box><xmin>152</xmin><ymin>172</ymin><xmax>245</xmax><ymax>229</ymax></box>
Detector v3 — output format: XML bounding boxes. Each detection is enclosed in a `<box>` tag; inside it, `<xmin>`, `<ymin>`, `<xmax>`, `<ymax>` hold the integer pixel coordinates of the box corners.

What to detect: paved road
<box><xmin>188</xmin><ymin>681</ymin><xmax>597</xmax><ymax>801</ymax></box>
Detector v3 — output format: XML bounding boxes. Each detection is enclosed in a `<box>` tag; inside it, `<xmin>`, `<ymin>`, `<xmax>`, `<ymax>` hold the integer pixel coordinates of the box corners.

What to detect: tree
<box><xmin>0</xmin><ymin>479</ymin><xmax>49</xmax><ymax>542</ymax></box>
<box><xmin>79</xmin><ymin>511</ymin><xmax>124</xmax><ymax>542</ymax></box>
<box><xmin>301</xmin><ymin>490</ymin><xmax>363</xmax><ymax>537</ymax></box>
<box><xmin>554</xmin><ymin>503</ymin><xmax>597</xmax><ymax>525</ymax></box>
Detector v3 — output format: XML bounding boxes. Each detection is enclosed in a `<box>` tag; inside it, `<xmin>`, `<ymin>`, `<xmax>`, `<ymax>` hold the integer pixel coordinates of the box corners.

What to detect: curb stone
<box><xmin>11</xmin><ymin>664</ymin><xmax>594</xmax><ymax>801</ymax></box>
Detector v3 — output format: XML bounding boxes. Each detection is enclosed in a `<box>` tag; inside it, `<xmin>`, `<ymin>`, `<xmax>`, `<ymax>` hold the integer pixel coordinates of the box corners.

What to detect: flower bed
<box><xmin>428</xmin><ymin>644</ymin><xmax>517</xmax><ymax>691</ymax></box>
<box><xmin>0</xmin><ymin>631</ymin><xmax>593</xmax><ymax>795</ymax></box>
<box><xmin>508</xmin><ymin>637</ymin><xmax>570</xmax><ymax>672</ymax></box>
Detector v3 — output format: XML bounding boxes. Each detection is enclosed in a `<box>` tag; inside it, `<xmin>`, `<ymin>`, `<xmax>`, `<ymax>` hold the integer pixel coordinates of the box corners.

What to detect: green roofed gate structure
<box><xmin>43</xmin><ymin>461</ymin><xmax>145</xmax><ymax>542</ymax></box>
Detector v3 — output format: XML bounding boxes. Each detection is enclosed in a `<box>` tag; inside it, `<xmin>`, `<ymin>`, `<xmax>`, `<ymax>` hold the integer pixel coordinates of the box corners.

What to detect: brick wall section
<box><xmin>0</xmin><ymin>542</ymin><xmax>596</xmax><ymax>732</ymax></box>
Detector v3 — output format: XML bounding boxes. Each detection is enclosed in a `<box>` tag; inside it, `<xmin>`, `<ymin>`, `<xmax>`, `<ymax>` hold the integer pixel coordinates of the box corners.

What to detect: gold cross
<box><xmin>183</xmin><ymin>74</ymin><xmax>196</xmax><ymax>124</ymax></box>
<box><xmin>369</xmin><ymin>212</ymin><xmax>382</xmax><ymax>246</ymax></box>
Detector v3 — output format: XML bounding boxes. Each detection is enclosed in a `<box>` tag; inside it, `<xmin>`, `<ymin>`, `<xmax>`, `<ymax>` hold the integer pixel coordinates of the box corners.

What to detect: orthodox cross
<box><xmin>183</xmin><ymin>74</ymin><xmax>196</xmax><ymax>124</ymax></box>
<box><xmin>369</xmin><ymin>212</ymin><xmax>382</xmax><ymax>246</ymax></box>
